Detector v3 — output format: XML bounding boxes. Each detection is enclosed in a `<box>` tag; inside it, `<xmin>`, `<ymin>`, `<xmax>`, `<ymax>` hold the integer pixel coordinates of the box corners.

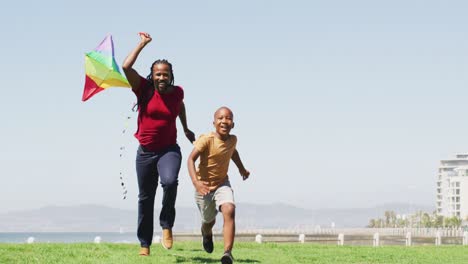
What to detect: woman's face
<box><xmin>152</xmin><ymin>63</ymin><xmax>172</xmax><ymax>92</ymax></box>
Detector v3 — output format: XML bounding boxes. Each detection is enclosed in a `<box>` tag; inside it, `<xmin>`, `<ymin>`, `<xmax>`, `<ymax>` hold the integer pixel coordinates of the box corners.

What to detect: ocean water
<box><xmin>0</xmin><ymin>232</ymin><xmax>140</xmax><ymax>244</ymax></box>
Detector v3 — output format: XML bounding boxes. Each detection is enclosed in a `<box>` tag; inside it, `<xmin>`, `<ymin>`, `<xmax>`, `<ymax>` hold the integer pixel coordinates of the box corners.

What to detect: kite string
<box><xmin>119</xmin><ymin>102</ymin><xmax>137</xmax><ymax>200</ymax></box>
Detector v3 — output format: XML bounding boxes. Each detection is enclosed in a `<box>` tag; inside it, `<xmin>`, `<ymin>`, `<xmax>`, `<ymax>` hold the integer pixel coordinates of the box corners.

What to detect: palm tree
<box><xmin>367</xmin><ymin>219</ymin><xmax>377</xmax><ymax>228</ymax></box>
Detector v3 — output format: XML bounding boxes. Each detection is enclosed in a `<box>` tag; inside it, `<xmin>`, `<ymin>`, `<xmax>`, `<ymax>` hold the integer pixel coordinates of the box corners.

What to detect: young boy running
<box><xmin>188</xmin><ymin>106</ymin><xmax>250</xmax><ymax>264</ymax></box>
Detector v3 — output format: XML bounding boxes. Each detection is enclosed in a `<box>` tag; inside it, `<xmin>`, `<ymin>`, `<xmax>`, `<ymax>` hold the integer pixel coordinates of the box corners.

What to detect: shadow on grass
<box><xmin>174</xmin><ymin>255</ymin><xmax>260</xmax><ymax>263</ymax></box>
<box><xmin>175</xmin><ymin>248</ymin><xmax>204</xmax><ymax>252</ymax></box>
<box><xmin>171</xmin><ymin>248</ymin><xmax>260</xmax><ymax>263</ymax></box>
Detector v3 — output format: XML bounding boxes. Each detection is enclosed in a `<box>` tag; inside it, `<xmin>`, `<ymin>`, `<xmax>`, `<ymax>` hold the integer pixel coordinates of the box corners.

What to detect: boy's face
<box><xmin>213</xmin><ymin>108</ymin><xmax>234</xmax><ymax>137</ymax></box>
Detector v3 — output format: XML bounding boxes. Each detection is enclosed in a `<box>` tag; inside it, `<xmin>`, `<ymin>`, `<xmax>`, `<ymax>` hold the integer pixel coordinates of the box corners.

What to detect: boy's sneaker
<box><xmin>220</xmin><ymin>251</ymin><xmax>234</xmax><ymax>264</ymax></box>
<box><xmin>201</xmin><ymin>229</ymin><xmax>214</xmax><ymax>253</ymax></box>
<box><xmin>162</xmin><ymin>228</ymin><xmax>173</xmax><ymax>250</ymax></box>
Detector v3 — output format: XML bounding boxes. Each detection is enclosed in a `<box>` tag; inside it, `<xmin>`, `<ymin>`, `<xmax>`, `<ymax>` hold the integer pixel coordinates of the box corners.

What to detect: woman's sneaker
<box><xmin>220</xmin><ymin>251</ymin><xmax>234</xmax><ymax>264</ymax></box>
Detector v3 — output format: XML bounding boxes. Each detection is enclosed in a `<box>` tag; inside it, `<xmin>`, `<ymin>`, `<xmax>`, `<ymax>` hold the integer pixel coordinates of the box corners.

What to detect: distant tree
<box><xmin>367</xmin><ymin>219</ymin><xmax>377</xmax><ymax>228</ymax></box>
<box><xmin>377</xmin><ymin>219</ymin><xmax>384</xmax><ymax>228</ymax></box>
<box><xmin>390</xmin><ymin>211</ymin><xmax>397</xmax><ymax>227</ymax></box>
<box><xmin>384</xmin><ymin>211</ymin><xmax>397</xmax><ymax>227</ymax></box>
<box><xmin>421</xmin><ymin>212</ymin><xmax>432</xmax><ymax>228</ymax></box>
<box><xmin>395</xmin><ymin>217</ymin><xmax>408</xmax><ymax>228</ymax></box>
<box><xmin>433</xmin><ymin>214</ymin><xmax>444</xmax><ymax>227</ymax></box>
<box><xmin>445</xmin><ymin>216</ymin><xmax>462</xmax><ymax>227</ymax></box>
<box><xmin>367</xmin><ymin>210</ymin><xmax>463</xmax><ymax>228</ymax></box>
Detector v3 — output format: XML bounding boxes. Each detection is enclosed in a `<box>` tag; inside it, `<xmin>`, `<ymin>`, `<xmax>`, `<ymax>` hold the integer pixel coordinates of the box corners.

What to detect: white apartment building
<box><xmin>437</xmin><ymin>154</ymin><xmax>468</xmax><ymax>219</ymax></box>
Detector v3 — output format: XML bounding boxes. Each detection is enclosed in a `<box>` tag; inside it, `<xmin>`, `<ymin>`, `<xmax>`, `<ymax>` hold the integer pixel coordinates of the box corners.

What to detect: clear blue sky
<box><xmin>1</xmin><ymin>0</ymin><xmax>468</xmax><ymax>212</ymax></box>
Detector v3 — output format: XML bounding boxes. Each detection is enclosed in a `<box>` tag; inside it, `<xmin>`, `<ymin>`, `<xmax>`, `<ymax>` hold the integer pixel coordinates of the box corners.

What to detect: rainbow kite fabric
<box><xmin>82</xmin><ymin>34</ymin><xmax>130</xmax><ymax>101</ymax></box>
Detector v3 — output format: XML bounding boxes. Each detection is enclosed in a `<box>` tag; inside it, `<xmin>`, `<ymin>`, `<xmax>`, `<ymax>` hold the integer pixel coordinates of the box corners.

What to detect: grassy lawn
<box><xmin>1</xmin><ymin>242</ymin><xmax>468</xmax><ymax>264</ymax></box>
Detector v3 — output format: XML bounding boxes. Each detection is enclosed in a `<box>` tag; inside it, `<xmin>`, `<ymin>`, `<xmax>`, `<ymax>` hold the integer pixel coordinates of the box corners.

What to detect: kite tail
<box><xmin>119</xmin><ymin>102</ymin><xmax>137</xmax><ymax>200</ymax></box>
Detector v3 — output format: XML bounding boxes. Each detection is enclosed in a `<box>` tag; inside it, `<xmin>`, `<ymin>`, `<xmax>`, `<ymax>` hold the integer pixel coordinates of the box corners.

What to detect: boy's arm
<box><xmin>188</xmin><ymin>148</ymin><xmax>210</xmax><ymax>195</ymax></box>
<box><xmin>178</xmin><ymin>101</ymin><xmax>196</xmax><ymax>143</ymax></box>
<box><xmin>231</xmin><ymin>149</ymin><xmax>250</xmax><ymax>180</ymax></box>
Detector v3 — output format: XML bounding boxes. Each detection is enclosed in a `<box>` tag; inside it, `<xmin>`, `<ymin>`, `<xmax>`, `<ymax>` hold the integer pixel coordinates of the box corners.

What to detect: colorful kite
<box><xmin>82</xmin><ymin>34</ymin><xmax>130</xmax><ymax>101</ymax></box>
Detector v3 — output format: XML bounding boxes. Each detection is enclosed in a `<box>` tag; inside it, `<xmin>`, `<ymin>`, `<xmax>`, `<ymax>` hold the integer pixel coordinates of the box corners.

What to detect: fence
<box><xmin>22</xmin><ymin>228</ymin><xmax>468</xmax><ymax>246</ymax></box>
<box><xmin>233</xmin><ymin>227</ymin><xmax>467</xmax><ymax>237</ymax></box>
<box><xmin>173</xmin><ymin>228</ymin><xmax>468</xmax><ymax>246</ymax></box>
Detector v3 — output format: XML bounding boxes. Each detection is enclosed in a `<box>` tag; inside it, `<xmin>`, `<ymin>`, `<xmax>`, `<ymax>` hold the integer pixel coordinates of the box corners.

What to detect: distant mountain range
<box><xmin>0</xmin><ymin>203</ymin><xmax>434</xmax><ymax>232</ymax></box>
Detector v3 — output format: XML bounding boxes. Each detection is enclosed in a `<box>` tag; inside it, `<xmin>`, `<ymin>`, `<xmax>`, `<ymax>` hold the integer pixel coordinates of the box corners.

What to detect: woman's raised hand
<box><xmin>138</xmin><ymin>32</ymin><xmax>152</xmax><ymax>44</ymax></box>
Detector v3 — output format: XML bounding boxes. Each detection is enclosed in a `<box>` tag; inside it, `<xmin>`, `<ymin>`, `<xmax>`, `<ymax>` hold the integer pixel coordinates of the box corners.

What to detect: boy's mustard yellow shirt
<box><xmin>194</xmin><ymin>132</ymin><xmax>237</xmax><ymax>190</ymax></box>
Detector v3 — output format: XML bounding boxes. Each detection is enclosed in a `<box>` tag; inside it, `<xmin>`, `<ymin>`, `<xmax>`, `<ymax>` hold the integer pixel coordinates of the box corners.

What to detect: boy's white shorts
<box><xmin>194</xmin><ymin>180</ymin><xmax>235</xmax><ymax>223</ymax></box>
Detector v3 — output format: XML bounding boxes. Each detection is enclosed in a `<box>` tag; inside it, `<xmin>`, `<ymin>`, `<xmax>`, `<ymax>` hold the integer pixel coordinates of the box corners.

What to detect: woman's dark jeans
<box><xmin>136</xmin><ymin>144</ymin><xmax>181</xmax><ymax>247</ymax></box>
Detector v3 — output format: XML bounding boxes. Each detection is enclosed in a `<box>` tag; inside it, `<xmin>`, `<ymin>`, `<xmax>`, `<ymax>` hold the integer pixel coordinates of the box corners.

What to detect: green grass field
<box><xmin>1</xmin><ymin>242</ymin><xmax>467</xmax><ymax>264</ymax></box>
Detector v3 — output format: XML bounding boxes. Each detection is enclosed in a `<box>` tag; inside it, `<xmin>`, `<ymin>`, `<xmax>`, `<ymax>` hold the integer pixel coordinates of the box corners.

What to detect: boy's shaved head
<box><xmin>214</xmin><ymin>106</ymin><xmax>234</xmax><ymax>119</ymax></box>
<box><xmin>213</xmin><ymin>106</ymin><xmax>235</xmax><ymax>138</ymax></box>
